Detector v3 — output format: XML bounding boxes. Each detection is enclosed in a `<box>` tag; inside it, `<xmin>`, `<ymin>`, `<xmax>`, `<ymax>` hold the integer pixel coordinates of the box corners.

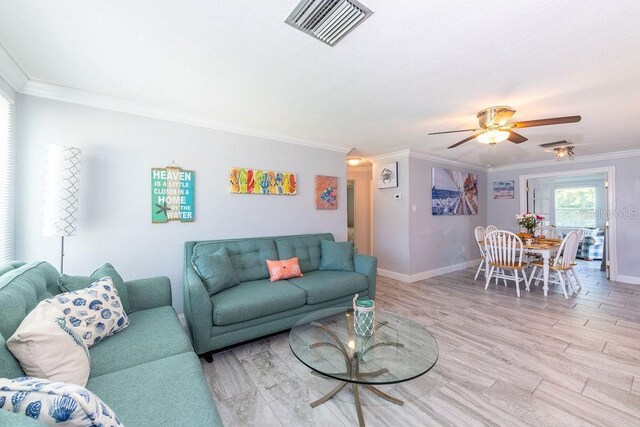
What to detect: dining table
<box><xmin>522</xmin><ymin>241</ymin><xmax>561</xmax><ymax>296</ymax></box>
<box><xmin>480</xmin><ymin>239</ymin><xmax>562</xmax><ymax>296</ymax></box>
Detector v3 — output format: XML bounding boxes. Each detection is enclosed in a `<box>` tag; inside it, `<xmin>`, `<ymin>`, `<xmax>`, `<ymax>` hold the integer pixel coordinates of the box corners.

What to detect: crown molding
<box><xmin>368</xmin><ymin>148</ymin><xmax>488</xmax><ymax>171</ymax></box>
<box><xmin>368</xmin><ymin>149</ymin><xmax>411</xmax><ymax>163</ymax></box>
<box><xmin>407</xmin><ymin>149</ymin><xmax>488</xmax><ymax>171</ymax></box>
<box><xmin>0</xmin><ymin>43</ymin><xmax>28</xmax><ymax>93</ymax></box>
<box><xmin>488</xmin><ymin>149</ymin><xmax>640</xmax><ymax>172</ymax></box>
<box><xmin>19</xmin><ymin>80</ymin><xmax>352</xmax><ymax>154</ymax></box>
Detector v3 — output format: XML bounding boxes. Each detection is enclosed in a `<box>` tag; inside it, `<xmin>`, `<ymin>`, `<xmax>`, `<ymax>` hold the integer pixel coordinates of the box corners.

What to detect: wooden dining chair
<box><xmin>529</xmin><ymin>230</ymin><xmax>581</xmax><ymax>299</ymax></box>
<box><xmin>486</xmin><ymin>225</ymin><xmax>498</xmax><ymax>234</ymax></box>
<box><xmin>474</xmin><ymin>226</ymin><xmax>487</xmax><ymax>280</ymax></box>
<box><xmin>533</xmin><ymin>225</ymin><xmax>563</xmax><ymax>240</ymax></box>
<box><xmin>484</xmin><ymin>230</ymin><xmax>530</xmax><ymax>297</ymax></box>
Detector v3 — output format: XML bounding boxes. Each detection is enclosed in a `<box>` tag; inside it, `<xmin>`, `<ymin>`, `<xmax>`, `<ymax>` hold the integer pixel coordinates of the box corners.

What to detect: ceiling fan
<box><xmin>428</xmin><ymin>106</ymin><xmax>581</xmax><ymax>149</ymax></box>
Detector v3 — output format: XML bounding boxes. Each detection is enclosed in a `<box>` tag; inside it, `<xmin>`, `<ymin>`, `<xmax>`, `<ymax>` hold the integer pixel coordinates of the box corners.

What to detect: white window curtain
<box><xmin>0</xmin><ymin>95</ymin><xmax>15</xmax><ymax>263</ymax></box>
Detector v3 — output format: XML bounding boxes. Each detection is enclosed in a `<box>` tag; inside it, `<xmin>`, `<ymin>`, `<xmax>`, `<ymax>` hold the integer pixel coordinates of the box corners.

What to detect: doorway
<box><xmin>347</xmin><ymin>163</ymin><xmax>372</xmax><ymax>255</ymax></box>
<box><xmin>519</xmin><ymin>167</ymin><xmax>616</xmax><ymax>280</ymax></box>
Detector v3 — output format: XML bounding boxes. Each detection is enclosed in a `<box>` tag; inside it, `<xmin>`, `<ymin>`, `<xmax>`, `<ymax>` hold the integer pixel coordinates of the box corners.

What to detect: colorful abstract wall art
<box><xmin>229</xmin><ymin>168</ymin><xmax>297</xmax><ymax>195</ymax></box>
<box><xmin>315</xmin><ymin>175</ymin><xmax>338</xmax><ymax>210</ymax></box>
<box><xmin>151</xmin><ymin>166</ymin><xmax>195</xmax><ymax>223</ymax></box>
<box><xmin>432</xmin><ymin>167</ymin><xmax>478</xmax><ymax>216</ymax></box>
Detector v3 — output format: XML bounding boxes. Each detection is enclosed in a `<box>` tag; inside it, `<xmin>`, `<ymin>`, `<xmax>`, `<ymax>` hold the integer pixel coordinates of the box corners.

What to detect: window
<box><xmin>0</xmin><ymin>96</ymin><xmax>14</xmax><ymax>263</ymax></box>
<box><xmin>554</xmin><ymin>186</ymin><xmax>597</xmax><ymax>228</ymax></box>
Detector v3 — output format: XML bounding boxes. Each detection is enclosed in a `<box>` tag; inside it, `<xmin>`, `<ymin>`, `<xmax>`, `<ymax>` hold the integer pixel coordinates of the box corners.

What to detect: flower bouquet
<box><xmin>516</xmin><ymin>213</ymin><xmax>544</xmax><ymax>235</ymax></box>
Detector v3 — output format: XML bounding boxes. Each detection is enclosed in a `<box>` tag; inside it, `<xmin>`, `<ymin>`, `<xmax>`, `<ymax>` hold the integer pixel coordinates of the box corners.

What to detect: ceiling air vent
<box><xmin>285</xmin><ymin>0</ymin><xmax>373</xmax><ymax>46</ymax></box>
<box><xmin>539</xmin><ymin>140</ymin><xmax>572</xmax><ymax>148</ymax></box>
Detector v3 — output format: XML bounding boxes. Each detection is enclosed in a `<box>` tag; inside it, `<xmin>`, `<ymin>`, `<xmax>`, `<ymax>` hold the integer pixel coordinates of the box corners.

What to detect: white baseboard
<box><xmin>377</xmin><ymin>259</ymin><xmax>481</xmax><ymax>284</ymax></box>
<box><xmin>616</xmin><ymin>274</ymin><xmax>640</xmax><ymax>285</ymax></box>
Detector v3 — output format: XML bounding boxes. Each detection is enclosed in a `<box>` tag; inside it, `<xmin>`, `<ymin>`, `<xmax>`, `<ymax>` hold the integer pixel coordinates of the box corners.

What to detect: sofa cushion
<box><xmin>0</xmin><ymin>261</ymin><xmax>60</xmax><ymax>340</ymax></box>
<box><xmin>211</xmin><ymin>279</ymin><xmax>307</xmax><ymax>326</ymax></box>
<box><xmin>0</xmin><ymin>261</ymin><xmax>26</xmax><ymax>277</ymax></box>
<box><xmin>319</xmin><ymin>240</ymin><xmax>355</xmax><ymax>272</ymax></box>
<box><xmin>193</xmin><ymin>239</ymin><xmax>278</xmax><ymax>283</ymax></box>
<box><xmin>288</xmin><ymin>270</ymin><xmax>368</xmax><ymax>305</ymax></box>
<box><xmin>7</xmin><ymin>301</ymin><xmax>90</xmax><ymax>386</ymax></box>
<box><xmin>88</xmin><ymin>306</ymin><xmax>193</xmax><ymax>378</ymax></box>
<box><xmin>87</xmin><ymin>352</ymin><xmax>222</xmax><ymax>427</ymax></box>
<box><xmin>58</xmin><ymin>263</ymin><xmax>131</xmax><ymax>314</ymax></box>
<box><xmin>192</xmin><ymin>247</ymin><xmax>240</xmax><ymax>295</ymax></box>
<box><xmin>0</xmin><ymin>334</ymin><xmax>24</xmax><ymax>379</ymax></box>
<box><xmin>0</xmin><ymin>376</ymin><xmax>122</xmax><ymax>426</ymax></box>
<box><xmin>275</xmin><ymin>234</ymin><xmax>335</xmax><ymax>273</ymax></box>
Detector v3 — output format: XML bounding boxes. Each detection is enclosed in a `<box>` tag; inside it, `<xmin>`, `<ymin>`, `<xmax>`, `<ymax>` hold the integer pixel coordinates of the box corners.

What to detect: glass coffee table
<box><xmin>289</xmin><ymin>307</ymin><xmax>438</xmax><ymax>426</ymax></box>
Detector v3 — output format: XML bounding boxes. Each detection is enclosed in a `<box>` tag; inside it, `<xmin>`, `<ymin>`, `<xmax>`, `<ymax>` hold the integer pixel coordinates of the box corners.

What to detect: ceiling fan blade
<box><xmin>447</xmin><ymin>133</ymin><xmax>482</xmax><ymax>149</ymax></box>
<box><xmin>428</xmin><ymin>128</ymin><xmax>481</xmax><ymax>135</ymax></box>
<box><xmin>510</xmin><ymin>115</ymin><xmax>581</xmax><ymax>129</ymax></box>
<box><xmin>491</xmin><ymin>109</ymin><xmax>516</xmax><ymax>125</ymax></box>
<box><xmin>507</xmin><ymin>131</ymin><xmax>528</xmax><ymax>144</ymax></box>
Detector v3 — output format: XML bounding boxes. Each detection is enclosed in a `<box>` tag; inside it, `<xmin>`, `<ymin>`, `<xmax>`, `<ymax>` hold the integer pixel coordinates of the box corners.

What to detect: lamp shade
<box><xmin>42</xmin><ymin>145</ymin><xmax>82</xmax><ymax>237</ymax></box>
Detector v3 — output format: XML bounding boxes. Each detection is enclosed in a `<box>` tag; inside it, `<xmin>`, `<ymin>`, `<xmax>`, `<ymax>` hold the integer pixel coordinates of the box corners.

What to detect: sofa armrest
<box><xmin>354</xmin><ymin>254</ymin><xmax>377</xmax><ymax>300</ymax></box>
<box><xmin>125</xmin><ymin>276</ymin><xmax>172</xmax><ymax>313</ymax></box>
<box><xmin>183</xmin><ymin>268</ymin><xmax>213</xmax><ymax>354</ymax></box>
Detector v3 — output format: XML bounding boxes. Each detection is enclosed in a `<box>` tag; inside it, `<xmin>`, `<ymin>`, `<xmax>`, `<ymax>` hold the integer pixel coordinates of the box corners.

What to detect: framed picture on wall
<box><xmin>493</xmin><ymin>181</ymin><xmax>515</xmax><ymax>199</ymax></box>
<box><xmin>377</xmin><ymin>162</ymin><xmax>398</xmax><ymax>188</ymax></box>
<box><xmin>315</xmin><ymin>175</ymin><xmax>338</xmax><ymax>210</ymax></box>
<box><xmin>432</xmin><ymin>167</ymin><xmax>478</xmax><ymax>215</ymax></box>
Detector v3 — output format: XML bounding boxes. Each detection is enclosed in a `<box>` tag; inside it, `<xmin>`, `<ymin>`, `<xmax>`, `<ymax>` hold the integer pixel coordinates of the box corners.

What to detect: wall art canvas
<box><xmin>493</xmin><ymin>181</ymin><xmax>515</xmax><ymax>199</ymax></box>
<box><xmin>432</xmin><ymin>167</ymin><xmax>478</xmax><ymax>216</ymax></box>
<box><xmin>229</xmin><ymin>168</ymin><xmax>297</xmax><ymax>195</ymax></box>
<box><xmin>377</xmin><ymin>162</ymin><xmax>398</xmax><ymax>188</ymax></box>
<box><xmin>151</xmin><ymin>166</ymin><xmax>195</xmax><ymax>223</ymax></box>
<box><xmin>315</xmin><ymin>175</ymin><xmax>338</xmax><ymax>210</ymax></box>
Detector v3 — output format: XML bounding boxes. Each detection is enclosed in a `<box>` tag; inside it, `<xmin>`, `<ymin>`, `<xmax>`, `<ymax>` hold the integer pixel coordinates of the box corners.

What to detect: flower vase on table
<box><xmin>516</xmin><ymin>213</ymin><xmax>544</xmax><ymax>236</ymax></box>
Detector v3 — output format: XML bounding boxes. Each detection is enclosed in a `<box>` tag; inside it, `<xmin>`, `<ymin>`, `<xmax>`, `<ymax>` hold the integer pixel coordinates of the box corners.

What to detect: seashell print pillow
<box><xmin>7</xmin><ymin>303</ymin><xmax>91</xmax><ymax>386</ymax></box>
<box><xmin>46</xmin><ymin>277</ymin><xmax>130</xmax><ymax>348</ymax></box>
<box><xmin>0</xmin><ymin>377</ymin><xmax>122</xmax><ymax>426</ymax></box>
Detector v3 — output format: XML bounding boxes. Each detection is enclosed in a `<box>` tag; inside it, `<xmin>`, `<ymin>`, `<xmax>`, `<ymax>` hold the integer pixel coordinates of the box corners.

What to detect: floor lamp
<box><xmin>42</xmin><ymin>145</ymin><xmax>82</xmax><ymax>274</ymax></box>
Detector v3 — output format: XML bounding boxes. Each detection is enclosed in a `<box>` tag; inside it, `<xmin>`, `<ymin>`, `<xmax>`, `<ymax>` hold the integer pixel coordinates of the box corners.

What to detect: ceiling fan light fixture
<box><xmin>554</xmin><ymin>146</ymin><xmax>574</xmax><ymax>159</ymax></box>
<box><xmin>477</xmin><ymin>130</ymin><xmax>509</xmax><ymax>145</ymax></box>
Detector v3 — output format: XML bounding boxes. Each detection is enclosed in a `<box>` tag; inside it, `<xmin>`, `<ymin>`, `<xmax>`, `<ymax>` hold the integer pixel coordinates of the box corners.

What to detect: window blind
<box><xmin>0</xmin><ymin>96</ymin><xmax>15</xmax><ymax>263</ymax></box>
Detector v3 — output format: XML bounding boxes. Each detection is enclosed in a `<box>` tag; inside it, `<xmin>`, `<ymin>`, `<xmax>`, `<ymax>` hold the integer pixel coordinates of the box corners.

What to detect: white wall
<box><xmin>487</xmin><ymin>157</ymin><xmax>640</xmax><ymax>280</ymax></box>
<box><xmin>409</xmin><ymin>157</ymin><xmax>487</xmax><ymax>275</ymax></box>
<box><xmin>372</xmin><ymin>153</ymin><xmax>487</xmax><ymax>279</ymax></box>
<box><xmin>373</xmin><ymin>157</ymin><xmax>410</xmax><ymax>274</ymax></box>
<box><xmin>15</xmin><ymin>95</ymin><xmax>348</xmax><ymax>313</ymax></box>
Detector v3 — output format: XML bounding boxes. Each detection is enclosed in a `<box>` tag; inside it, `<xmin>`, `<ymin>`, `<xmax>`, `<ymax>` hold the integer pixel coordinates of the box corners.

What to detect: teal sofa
<box><xmin>184</xmin><ymin>233</ymin><xmax>377</xmax><ymax>361</ymax></box>
<box><xmin>0</xmin><ymin>261</ymin><xmax>222</xmax><ymax>427</ymax></box>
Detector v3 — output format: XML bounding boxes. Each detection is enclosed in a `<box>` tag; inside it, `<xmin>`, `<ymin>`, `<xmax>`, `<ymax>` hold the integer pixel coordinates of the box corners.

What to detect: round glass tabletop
<box><xmin>289</xmin><ymin>307</ymin><xmax>439</xmax><ymax>385</ymax></box>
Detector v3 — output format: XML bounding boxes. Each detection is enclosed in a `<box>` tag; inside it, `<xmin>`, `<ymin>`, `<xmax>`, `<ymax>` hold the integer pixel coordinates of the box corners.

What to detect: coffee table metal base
<box><xmin>307</xmin><ymin>317</ymin><xmax>404</xmax><ymax>426</ymax></box>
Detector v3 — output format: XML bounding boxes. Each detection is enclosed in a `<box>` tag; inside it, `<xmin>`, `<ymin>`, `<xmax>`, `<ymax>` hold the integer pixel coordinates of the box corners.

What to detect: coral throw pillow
<box><xmin>266</xmin><ymin>258</ymin><xmax>303</xmax><ymax>282</ymax></box>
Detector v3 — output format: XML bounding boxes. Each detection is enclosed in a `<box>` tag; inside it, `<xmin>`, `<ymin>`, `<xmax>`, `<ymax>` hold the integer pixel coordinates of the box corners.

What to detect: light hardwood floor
<box><xmin>201</xmin><ymin>260</ymin><xmax>640</xmax><ymax>426</ymax></box>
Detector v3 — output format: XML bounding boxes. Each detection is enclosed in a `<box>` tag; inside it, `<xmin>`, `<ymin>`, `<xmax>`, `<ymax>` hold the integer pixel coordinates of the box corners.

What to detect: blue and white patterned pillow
<box><xmin>46</xmin><ymin>277</ymin><xmax>130</xmax><ymax>347</ymax></box>
<box><xmin>0</xmin><ymin>377</ymin><xmax>122</xmax><ymax>426</ymax></box>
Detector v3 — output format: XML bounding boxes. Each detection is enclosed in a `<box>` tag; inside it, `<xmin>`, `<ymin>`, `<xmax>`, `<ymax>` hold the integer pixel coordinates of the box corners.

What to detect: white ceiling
<box><xmin>1</xmin><ymin>0</ymin><xmax>639</xmax><ymax>167</ymax></box>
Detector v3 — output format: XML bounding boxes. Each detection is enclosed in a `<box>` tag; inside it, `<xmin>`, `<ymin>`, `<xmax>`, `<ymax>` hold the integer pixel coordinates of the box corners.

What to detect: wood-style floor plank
<box><xmin>203</xmin><ymin>260</ymin><xmax>640</xmax><ymax>426</ymax></box>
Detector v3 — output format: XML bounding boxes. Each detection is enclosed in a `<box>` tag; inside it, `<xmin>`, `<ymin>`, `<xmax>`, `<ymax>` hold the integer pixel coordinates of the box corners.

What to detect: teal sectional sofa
<box><xmin>0</xmin><ymin>261</ymin><xmax>222</xmax><ymax>427</ymax></box>
<box><xmin>184</xmin><ymin>233</ymin><xmax>377</xmax><ymax>361</ymax></box>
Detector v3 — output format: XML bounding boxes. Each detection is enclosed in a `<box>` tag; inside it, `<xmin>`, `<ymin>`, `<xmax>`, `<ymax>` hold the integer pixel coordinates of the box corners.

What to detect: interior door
<box><xmin>603</xmin><ymin>175</ymin><xmax>611</xmax><ymax>278</ymax></box>
<box><xmin>526</xmin><ymin>178</ymin><xmax>552</xmax><ymax>224</ymax></box>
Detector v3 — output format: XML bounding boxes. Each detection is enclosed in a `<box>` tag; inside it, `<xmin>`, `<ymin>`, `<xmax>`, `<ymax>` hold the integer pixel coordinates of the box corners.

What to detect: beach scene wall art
<box><xmin>432</xmin><ymin>167</ymin><xmax>478</xmax><ymax>216</ymax></box>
